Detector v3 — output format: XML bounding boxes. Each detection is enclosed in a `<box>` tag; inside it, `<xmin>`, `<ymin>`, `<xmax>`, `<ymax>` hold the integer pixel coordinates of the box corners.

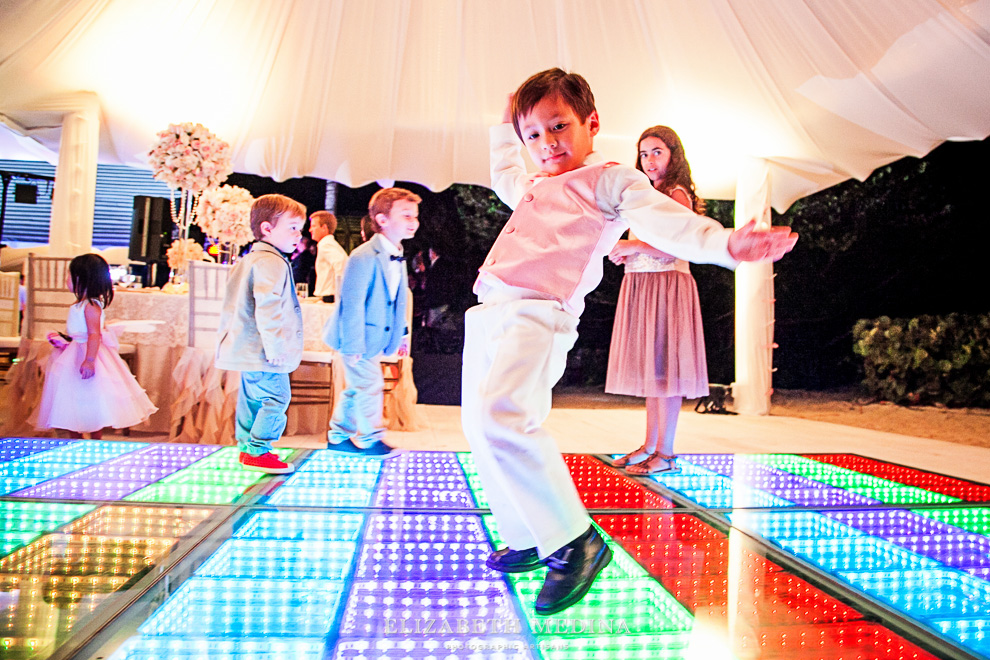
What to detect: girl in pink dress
<box><xmin>34</xmin><ymin>254</ymin><xmax>156</xmax><ymax>437</ymax></box>
<box><xmin>606</xmin><ymin>126</ymin><xmax>708</xmax><ymax>475</ymax></box>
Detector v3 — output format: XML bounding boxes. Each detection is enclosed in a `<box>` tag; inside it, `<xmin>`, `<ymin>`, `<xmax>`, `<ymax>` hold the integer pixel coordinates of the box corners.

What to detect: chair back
<box><xmin>24</xmin><ymin>255</ymin><xmax>75</xmax><ymax>340</ymax></box>
<box><xmin>0</xmin><ymin>271</ymin><xmax>20</xmax><ymax>337</ymax></box>
<box><xmin>188</xmin><ymin>261</ymin><xmax>231</xmax><ymax>350</ymax></box>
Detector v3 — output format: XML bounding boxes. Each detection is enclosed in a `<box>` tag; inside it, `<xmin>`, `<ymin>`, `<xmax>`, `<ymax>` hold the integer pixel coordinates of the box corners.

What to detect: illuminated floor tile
<box><xmin>109</xmin><ymin>636</ymin><xmax>327</xmax><ymax>660</ymax></box>
<box><xmin>804</xmin><ymin>454</ymin><xmax>990</xmax><ymax>502</ymax></box>
<box><xmin>124</xmin><ymin>482</ymin><xmax>250</xmax><ymax>505</ymax></box>
<box><xmin>196</xmin><ymin>538</ymin><xmax>356</xmax><ymax>580</ymax></box>
<box><xmin>0</xmin><ymin>438</ymin><xmax>73</xmax><ymax>462</ymax></box>
<box><xmin>233</xmin><ymin>511</ymin><xmax>365</xmax><ymax>542</ymax></box>
<box><xmin>1</xmin><ymin>446</ymin><xmax>984</xmax><ymax>660</ymax></box>
<box><xmin>138</xmin><ymin>577</ymin><xmax>344</xmax><ymax>636</ymax></box>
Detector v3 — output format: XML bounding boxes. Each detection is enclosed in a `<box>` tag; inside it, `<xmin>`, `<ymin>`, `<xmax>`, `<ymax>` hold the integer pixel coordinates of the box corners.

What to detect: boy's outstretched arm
<box><xmin>727</xmin><ymin>220</ymin><xmax>798</xmax><ymax>262</ymax></box>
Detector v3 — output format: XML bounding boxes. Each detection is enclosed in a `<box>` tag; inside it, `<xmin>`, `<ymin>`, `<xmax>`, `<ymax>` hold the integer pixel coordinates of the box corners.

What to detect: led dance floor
<box><xmin>0</xmin><ymin>438</ymin><xmax>987</xmax><ymax>660</ymax></box>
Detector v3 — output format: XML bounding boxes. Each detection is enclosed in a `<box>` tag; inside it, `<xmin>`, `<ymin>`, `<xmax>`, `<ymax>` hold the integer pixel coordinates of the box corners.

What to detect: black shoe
<box><xmin>486</xmin><ymin>546</ymin><xmax>544</xmax><ymax>573</ymax></box>
<box><xmin>534</xmin><ymin>526</ymin><xmax>613</xmax><ymax>615</ymax></box>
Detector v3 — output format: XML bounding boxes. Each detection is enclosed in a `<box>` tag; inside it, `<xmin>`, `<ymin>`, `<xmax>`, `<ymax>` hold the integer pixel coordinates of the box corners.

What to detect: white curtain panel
<box><xmin>1</xmin><ymin>0</ymin><xmax>988</xmax><ymax>210</ymax></box>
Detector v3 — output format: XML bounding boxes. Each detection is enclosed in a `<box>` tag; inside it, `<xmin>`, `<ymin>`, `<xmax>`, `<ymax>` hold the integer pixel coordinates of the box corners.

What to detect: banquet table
<box><xmin>104</xmin><ymin>288</ymin><xmax>341</xmax><ymax>437</ymax></box>
<box><xmin>0</xmin><ymin>288</ymin><xmax>340</xmax><ymax>440</ymax></box>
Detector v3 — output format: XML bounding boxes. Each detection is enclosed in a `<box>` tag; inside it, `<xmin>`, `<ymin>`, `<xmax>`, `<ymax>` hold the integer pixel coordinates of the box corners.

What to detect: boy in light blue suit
<box><xmin>322</xmin><ymin>187</ymin><xmax>421</xmax><ymax>458</ymax></box>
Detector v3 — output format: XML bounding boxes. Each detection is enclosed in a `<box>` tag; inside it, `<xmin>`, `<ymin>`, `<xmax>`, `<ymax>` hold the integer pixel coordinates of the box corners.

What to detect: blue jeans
<box><xmin>236</xmin><ymin>371</ymin><xmax>291</xmax><ymax>456</ymax></box>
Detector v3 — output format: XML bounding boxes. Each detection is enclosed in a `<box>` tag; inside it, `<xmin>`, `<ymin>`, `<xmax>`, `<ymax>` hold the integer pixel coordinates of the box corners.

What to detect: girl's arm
<box><xmin>80</xmin><ymin>301</ymin><xmax>101</xmax><ymax>379</ymax></box>
<box><xmin>608</xmin><ymin>187</ymin><xmax>689</xmax><ymax>264</ymax></box>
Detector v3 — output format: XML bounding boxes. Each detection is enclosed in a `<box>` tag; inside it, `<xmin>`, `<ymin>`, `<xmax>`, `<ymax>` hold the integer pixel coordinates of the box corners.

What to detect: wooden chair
<box><xmin>187</xmin><ymin>261</ymin><xmax>231</xmax><ymax>351</ymax></box>
<box><xmin>24</xmin><ymin>254</ymin><xmax>137</xmax><ymax>371</ymax></box>
<box><xmin>24</xmin><ymin>254</ymin><xmax>74</xmax><ymax>342</ymax></box>
<box><xmin>381</xmin><ymin>357</ymin><xmax>402</xmax><ymax>393</ymax></box>
<box><xmin>0</xmin><ymin>271</ymin><xmax>21</xmax><ymax>376</ymax></box>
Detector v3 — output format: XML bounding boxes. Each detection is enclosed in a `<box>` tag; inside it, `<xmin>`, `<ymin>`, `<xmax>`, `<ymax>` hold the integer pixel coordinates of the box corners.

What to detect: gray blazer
<box><xmin>215</xmin><ymin>241</ymin><xmax>303</xmax><ymax>373</ymax></box>
<box><xmin>322</xmin><ymin>233</ymin><xmax>407</xmax><ymax>359</ymax></box>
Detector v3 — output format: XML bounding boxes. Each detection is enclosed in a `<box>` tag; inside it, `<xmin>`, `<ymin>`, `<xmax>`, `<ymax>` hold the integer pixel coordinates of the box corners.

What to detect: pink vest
<box><xmin>476</xmin><ymin>161</ymin><xmax>626</xmax><ymax>316</ymax></box>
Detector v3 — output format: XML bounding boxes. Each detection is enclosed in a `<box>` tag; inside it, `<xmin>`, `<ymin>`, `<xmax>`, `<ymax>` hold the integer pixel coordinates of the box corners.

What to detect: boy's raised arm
<box><xmin>490</xmin><ymin>94</ymin><xmax>541</xmax><ymax>209</ymax></box>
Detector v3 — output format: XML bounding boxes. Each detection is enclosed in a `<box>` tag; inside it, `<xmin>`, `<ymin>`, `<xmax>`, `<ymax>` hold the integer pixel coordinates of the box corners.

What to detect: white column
<box><xmin>733</xmin><ymin>157</ymin><xmax>776</xmax><ymax>415</ymax></box>
<box><xmin>47</xmin><ymin>93</ymin><xmax>100</xmax><ymax>256</ymax></box>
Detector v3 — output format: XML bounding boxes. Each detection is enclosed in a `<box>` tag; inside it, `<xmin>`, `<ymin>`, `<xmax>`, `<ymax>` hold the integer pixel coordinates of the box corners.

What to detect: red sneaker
<box><xmin>239</xmin><ymin>451</ymin><xmax>294</xmax><ymax>474</ymax></box>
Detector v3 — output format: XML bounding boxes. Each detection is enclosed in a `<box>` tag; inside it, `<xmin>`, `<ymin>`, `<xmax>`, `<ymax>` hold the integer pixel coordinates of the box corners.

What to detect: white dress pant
<box><xmin>329</xmin><ymin>355</ymin><xmax>384</xmax><ymax>445</ymax></box>
<box><xmin>461</xmin><ymin>299</ymin><xmax>591</xmax><ymax>558</ymax></box>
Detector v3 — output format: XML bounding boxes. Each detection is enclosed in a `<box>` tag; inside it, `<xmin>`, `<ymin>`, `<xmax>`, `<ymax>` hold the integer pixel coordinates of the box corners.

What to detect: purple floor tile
<box><xmin>362</xmin><ymin>513</ymin><xmax>489</xmax><ymax>543</ymax></box>
<box><xmin>12</xmin><ymin>478</ymin><xmax>154</xmax><ymax>500</ymax></box>
<box><xmin>353</xmin><ymin>541</ymin><xmax>497</xmax><ymax>581</ymax></box>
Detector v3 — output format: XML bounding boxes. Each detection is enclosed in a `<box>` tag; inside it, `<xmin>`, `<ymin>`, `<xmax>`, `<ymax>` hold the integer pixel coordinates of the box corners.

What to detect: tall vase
<box><xmin>218</xmin><ymin>242</ymin><xmax>238</xmax><ymax>265</ymax></box>
<box><xmin>170</xmin><ymin>188</ymin><xmax>200</xmax><ymax>240</ymax></box>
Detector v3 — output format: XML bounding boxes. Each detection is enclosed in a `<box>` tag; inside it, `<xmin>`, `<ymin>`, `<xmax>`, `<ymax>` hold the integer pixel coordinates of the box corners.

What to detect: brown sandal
<box><xmin>626</xmin><ymin>453</ymin><xmax>681</xmax><ymax>476</ymax></box>
<box><xmin>613</xmin><ymin>446</ymin><xmax>653</xmax><ymax>468</ymax></box>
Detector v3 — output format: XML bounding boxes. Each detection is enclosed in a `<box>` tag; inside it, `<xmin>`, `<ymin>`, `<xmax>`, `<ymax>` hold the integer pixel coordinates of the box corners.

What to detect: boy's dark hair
<box><xmin>511</xmin><ymin>68</ymin><xmax>596</xmax><ymax>140</ymax></box>
<box><xmin>250</xmin><ymin>194</ymin><xmax>306</xmax><ymax>240</ymax></box>
<box><xmin>69</xmin><ymin>253</ymin><xmax>114</xmax><ymax>308</ymax></box>
<box><xmin>636</xmin><ymin>125</ymin><xmax>706</xmax><ymax>215</ymax></box>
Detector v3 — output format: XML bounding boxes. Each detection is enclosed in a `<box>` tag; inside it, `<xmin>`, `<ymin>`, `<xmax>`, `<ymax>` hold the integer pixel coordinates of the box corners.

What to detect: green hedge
<box><xmin>852</xmin><ymin>313</ymin><xmax>990</xmax><ymax>408</ymax></box>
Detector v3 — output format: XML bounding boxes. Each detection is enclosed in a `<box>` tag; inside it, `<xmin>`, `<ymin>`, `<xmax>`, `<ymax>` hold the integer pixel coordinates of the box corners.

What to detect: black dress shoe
<box><xmin>534</xmin><ymin>526</ymin><xmax>612</xmax><ymax>615</ymax></box>
<box><xmin>486</xmin><ymin>546</ymin><xmax>544</xmax><ymax>573</ymax></box>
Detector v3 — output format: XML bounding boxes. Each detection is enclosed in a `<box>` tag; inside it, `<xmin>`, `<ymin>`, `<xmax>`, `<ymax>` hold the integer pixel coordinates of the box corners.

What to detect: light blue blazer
<box><xmin>322</xmin><ymin>233</ymin><xmax>407</xmax><ymax>359</ymax></box>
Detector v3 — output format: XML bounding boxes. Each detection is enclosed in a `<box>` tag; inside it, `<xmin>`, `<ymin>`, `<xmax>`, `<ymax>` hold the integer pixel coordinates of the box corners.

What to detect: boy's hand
<box><xmin>727</xmin><ymin>220</ymin><xmax>798</xmax><ymax>262</ymax></box>
<box><xmin>502</xmin><ymin>93</ymin><xmax>514</xmax><ymax>124</ymax></box>
<box><xmin>80</xmin><ymin>358</ymin><xmax>95</xmax><ymax>379</ymax></box>
<box><xmin>266</xmin><ymin>353</ymin><xmax>286</xmax><ymax>367</ymax></box>
<box><xmin>397</xmin><ymin>336</ymin><xmax>410</xmax><ymax>357</ymax></box>
<box><xmin>608</xmin><ymin>240</ymin><xmax>640</xmax><ymax>265</ymax></box>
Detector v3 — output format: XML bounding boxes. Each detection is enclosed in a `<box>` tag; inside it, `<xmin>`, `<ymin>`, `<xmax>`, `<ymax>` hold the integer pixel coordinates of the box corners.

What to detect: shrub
<box><xmin>852</xmin><ymin>313</ymin><xmax>990</xmax><ymax>407</ymax></box>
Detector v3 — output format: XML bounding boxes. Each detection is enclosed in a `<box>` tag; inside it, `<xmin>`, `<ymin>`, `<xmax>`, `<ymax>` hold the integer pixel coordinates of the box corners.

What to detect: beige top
<box><xmin>215</xmin><ymin>241</ymin><xmax>303</xmax><ymax>373</ymax></box>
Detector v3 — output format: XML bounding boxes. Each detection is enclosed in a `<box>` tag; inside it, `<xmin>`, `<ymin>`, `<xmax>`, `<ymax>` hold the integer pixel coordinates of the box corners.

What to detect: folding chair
<box><xmin>24</xmin><ymin>254</ymin><xmax>137</xmax><ymax>366</ymax></box>
<box><xmin>0</xmin><ymin>271</ymin><xmax>20</xmax><ymax>376</ymax></box>
<box><xmin>187</xmin><ymin>261</ymin><xmax>231</xmax><ymax>350</ymax></box>
<box><xmin>24</xmin><ymin>255</ymin><xmax>74</xmax><ymax>342</ymax></box>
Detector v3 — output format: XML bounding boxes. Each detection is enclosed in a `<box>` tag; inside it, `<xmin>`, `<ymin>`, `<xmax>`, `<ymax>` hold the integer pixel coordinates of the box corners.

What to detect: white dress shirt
<box><xmin>313</xmin><ymin>234</ymin><xmax>349</xmax><ymax>298</ymax></box>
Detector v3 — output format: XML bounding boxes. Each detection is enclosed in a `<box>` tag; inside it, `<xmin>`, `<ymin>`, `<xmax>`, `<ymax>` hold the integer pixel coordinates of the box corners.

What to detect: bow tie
<box><xmin>390</xmin><ymin>255</ymin><xmax>405</xmax><ymax>262</ymax></box>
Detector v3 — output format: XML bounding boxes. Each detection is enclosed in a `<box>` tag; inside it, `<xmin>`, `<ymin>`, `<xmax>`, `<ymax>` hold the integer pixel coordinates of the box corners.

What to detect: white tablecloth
<box><xmin>1</xmin><ymin>289</ymin><xmax>421</xmax><ymax>441</ymax></box>
<box><xmin>106</xmin><ymin>290</ymin><xmax>339</xmax><ymax>437</ymax></box>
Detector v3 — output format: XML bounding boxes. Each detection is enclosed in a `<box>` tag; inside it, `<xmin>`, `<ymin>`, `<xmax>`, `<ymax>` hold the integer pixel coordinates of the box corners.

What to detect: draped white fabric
<box><xmin>1</xmin><ymin>0</ymin><xmax>988</xmax><ymax>210</ymax></box>
<box><xmin>2</xmin><ymin>0</ymin><xmax>989</xmax><ymax>415</ymax></box>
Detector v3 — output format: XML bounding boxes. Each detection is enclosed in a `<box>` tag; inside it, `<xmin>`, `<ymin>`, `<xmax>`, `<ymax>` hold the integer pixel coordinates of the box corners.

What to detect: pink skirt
<box><xmin>605</xmin><ymin>271</ymin><xmax>709</xmax><ymax>399</ymax></box>
<box><xmin>33</xmin><ymin>340</ymin><xmax>157</xmax><ymax>433</ymax></box>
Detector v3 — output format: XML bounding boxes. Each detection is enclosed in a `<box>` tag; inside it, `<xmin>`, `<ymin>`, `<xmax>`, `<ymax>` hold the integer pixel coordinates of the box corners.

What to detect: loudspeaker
<box><xmin>129</xmin><ymin>196</ymin><xmax>173</xmax><ymax>262</ymax></box>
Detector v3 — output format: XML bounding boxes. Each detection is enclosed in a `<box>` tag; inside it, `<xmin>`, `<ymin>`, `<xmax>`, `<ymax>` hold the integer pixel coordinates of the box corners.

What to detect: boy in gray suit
<box><xmin>216</xmin><ymin>194</ymin><xmax>306</xmax><ymax>474</ymax></box>
<box><xmin>322</xmin><ymin>188</ymin><xmax>420</xmax><ymax>458</ymax></box>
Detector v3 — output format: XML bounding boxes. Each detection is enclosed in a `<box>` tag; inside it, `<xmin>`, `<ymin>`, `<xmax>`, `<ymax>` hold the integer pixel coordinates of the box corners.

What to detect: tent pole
<box><xmin>733</xmin><ymin>158</ymin><xmax>775</xmax><ymax>415</ymax></box>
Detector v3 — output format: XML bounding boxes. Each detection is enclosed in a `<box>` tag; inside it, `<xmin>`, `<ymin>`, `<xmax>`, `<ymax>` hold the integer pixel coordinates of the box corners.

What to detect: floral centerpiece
<box><xmin>196</xmin><ymin>184</ymin><xmax>254</xmax><ymax>263</ymax></box>
<box><xmin>148</xmin><ymin>122</ymin><xmax>233</xmax><ymax>277</ymax></box>
<box><xmin>163</xmin><ymin>238</ymin><xmax>206</xmax><ymax>289</ymax></box>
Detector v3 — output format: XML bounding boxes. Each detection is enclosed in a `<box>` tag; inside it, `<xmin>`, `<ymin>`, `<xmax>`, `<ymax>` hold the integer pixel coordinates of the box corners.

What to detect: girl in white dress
<box><xmin>33</xmin><ymin>254</ymin><xmax>156</xmax><ymax>437</ymax></box>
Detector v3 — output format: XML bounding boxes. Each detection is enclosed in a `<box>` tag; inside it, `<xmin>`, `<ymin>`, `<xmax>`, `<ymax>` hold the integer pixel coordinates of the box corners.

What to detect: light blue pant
<box><xmin>236</xmin><ymin>371</ymin><xmax>291</xmax><ymax>456</ymax></box>
<box><xmin>328</xmin><ymin>356</ymin><xmax>384</xmax><ymax>447</ymax></box>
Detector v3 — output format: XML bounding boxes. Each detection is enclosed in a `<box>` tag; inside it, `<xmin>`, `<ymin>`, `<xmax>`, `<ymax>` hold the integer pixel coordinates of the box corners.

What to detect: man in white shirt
<box><xmin>310</xmin><ymin>211</ymin><xmax>349</xmax><ymax>302</ymax></box>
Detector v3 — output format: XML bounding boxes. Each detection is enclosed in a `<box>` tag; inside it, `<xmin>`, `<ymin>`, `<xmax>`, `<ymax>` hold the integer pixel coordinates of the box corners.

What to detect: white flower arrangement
<box><xmin>165</xmin><ymin>238</ymin><xmax>206</xmax><ymax>271</ymax></box>
<box><xmin>196</xmin><ymin>185</ymin><xmax>255</xmax><ymax>247</ymax></box>
<box><xmin>148</xmin><ymin>122</ymin><xmax>233</xmax><ymax>193</ymax></box>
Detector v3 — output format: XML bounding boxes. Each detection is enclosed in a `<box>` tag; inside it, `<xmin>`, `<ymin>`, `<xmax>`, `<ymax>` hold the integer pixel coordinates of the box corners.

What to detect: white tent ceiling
<box><xmin>2</xmin><ymin>0</ymin><xmax>989</xmax><ymax>211</ymax></box>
